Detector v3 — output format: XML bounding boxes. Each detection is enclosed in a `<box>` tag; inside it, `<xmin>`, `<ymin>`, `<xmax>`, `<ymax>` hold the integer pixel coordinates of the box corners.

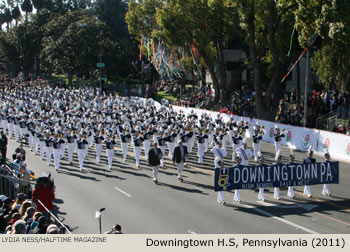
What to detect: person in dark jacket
<box><xmin>148</xmin><ymin>141</ymin><xmax>162</xmax><ymax>184</ymax></box>
<box><xmin>0</xmin><ymin>130</ymin><xmax>7</xmax><ymax>160</ymax></box>
<box><xmin>32</xmin><ymin>216</ymin><xmax>48</xmax><ymax>234</ymax></box>
<box><xmin>172</xmin><ymin>140</ymin><xmax>188</xmax><ymax>182</ymax></box>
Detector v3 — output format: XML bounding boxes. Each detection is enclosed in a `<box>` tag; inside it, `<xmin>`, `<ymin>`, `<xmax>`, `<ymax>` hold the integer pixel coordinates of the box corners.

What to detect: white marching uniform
<box><xmin>274</xmin><ymin>132</ymin><xmax>285</xmax><ymax>160</ymax></box>
<box><xmin>211</xmin><ymin>146</ymin><xmax>227</xmax><ymax>166</ymax></box>
<box><xmin>133</xmin><ymin>135</ymin><xmax>144</xmax><ymax>168</ymax></box>
<box><xmin>105</xmin><ymin>139</ymin><xmax>116</xmax><ymax>169</ymax></box>
<box><xmin>77</xmin><ymin>139</ymin><xmax>89</xmax><ymax>170</ymax></box>
<box><xmin>120</xmin><ymin>133</ymin><xmax>131</xmax><ymax>161</ymax></box>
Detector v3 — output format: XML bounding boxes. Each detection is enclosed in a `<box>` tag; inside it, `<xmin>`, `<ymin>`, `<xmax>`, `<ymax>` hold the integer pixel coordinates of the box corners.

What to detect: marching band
<box><xmin>0</xmin><ymin>84</ymin><xmax>335</xmax><ymax>204</ymax></box>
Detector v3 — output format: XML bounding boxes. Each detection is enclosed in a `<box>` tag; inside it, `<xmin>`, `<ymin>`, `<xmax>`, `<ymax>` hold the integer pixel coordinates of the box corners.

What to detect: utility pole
<box><xmin>303</xmin><ymin>49</ymin><xmax>309</xmax><ymax>127</ymax></box>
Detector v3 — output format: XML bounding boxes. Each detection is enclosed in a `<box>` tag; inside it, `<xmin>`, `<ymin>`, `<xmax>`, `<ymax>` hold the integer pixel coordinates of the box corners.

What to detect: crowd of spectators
<box><xmin>276</xmin><ymin>88</ymin><xmax>350</xmax><ymax>129</ymax></box>
<box><xmin>0</xmin><ymin>193</ymin><xmax>61</xmax><ymax>234</ymax></box>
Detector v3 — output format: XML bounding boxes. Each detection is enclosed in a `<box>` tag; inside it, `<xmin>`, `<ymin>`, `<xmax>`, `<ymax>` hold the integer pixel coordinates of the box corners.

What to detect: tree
<box><xmin>40</xmin><ymin>11</ymin><xmax>117</xmax><ymax>86</ymax></box>
<box><xmin>21</xmin><ymin>0</ymin><xmax>33</xmax><ymax>22</ymax></box>
<box><xmin>11</xmin><ymin>5</ymin><xmax>21</xmax><ymax>26</ymax></box>
<box><xmin>294</xmin><ymin>0</ymin><xmax>350</xmax><ymax>93</ymax></box>
<box><xmin>237</xmin><ymin>0</ymin><xmax>297</xmax><ymax>119</ymax></box>
<box><xmin>126</xmin><ymin>0</ymin><xmax>239</xmax><ymax>103</ymax></box>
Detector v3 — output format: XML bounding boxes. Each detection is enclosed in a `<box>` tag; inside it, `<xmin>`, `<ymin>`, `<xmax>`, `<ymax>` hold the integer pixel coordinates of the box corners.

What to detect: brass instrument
<box><xmin>281</xmin><ymin>128</ymin><xmax>286</xmax><ymax>132</ymax></box>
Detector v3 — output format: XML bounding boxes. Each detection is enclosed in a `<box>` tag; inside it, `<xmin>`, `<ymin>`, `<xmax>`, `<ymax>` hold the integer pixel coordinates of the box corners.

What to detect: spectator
<box><xmin>18</xmin><ymin>200</ymin><xmax>32</xmax><ymax>216</ymax></box>
<box><xmin>12</xmin><ymin>220</ymin><xmax>26</xmax><ymax>234</ymax></box>
<box><xmin>0</xmin><ymin>130</ymin><xmax>7</xmax><ymax>160</ymax></box>
<box><xmin>32</xmin><ymin>177</ymin><xmax>55</xmax><ymax>221</ymax></box>
<box><xmin>104</xmin><ymin>224</ymin><xmax>123</xmax><ymax>234</ymax></box>
<box><xmin>11</xmin><ymin>193</ymin><xmax>26</xmax><ymax>211</ymax></box>
<box><xmin>32</xmin><ymin>216</ymin><xmax>48</xmax><ymax>234</ymax></box>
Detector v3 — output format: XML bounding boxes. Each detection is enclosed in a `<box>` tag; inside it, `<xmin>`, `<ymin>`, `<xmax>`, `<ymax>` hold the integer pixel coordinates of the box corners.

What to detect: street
<box><xmin>7</xmin><ymin>137</ymin><xmax>350</xmax><ymax>234</ymax></box>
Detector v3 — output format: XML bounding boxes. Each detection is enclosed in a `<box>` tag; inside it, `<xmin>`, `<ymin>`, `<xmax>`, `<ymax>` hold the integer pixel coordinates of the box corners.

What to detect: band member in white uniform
<box><xmin>66</xmin><ymin>130</ymin><xmax>77</xmax><ymax>165</ymax></box>
<box><xmin>211</xmin><ymin>141</ymin><xmax>227</xmax><ymax>166</ymax></box>
<box><xmin>322</xmin><ymin>152</ymin><xmax>332</xmax><ymax>196</ymax></box>
<box><xmin>236</xmin><ymin>140</ymin><xmax>253</xmax><ymax>167</ymax></box>
<box><xmin>233</xmin><ymin>155</ymin><xmax>242</xmax><ymax>203</ymax></box>
<box><xmin>44</xmin><ymin>132</ymin><xmax>54</xmax><ymax>166</ymax></box>
<box><xmin>287</xmin><ymin>151</ymin><xmax>296</xmax><ymax>198</ymax></box>
<box><xmin>273</xmin><ymin>152</ymin><xmax>282</xmax><ymax>200</ymax></box>
<box><xmin>94</xmin><ymin>131</ymin><xmax>104</xmax><ymax>163</ymax></box>
<box><xmin>76</xmin><ymin>135</ymin><xmax>89</xmax><ymax>171</ymax></box>
<box><xmin>303</xmin><ymin>147</ymin><xmax>315</xmax><ymax>198</ymax></box>
<box><xmin>216</xmin><ymin>159</ymin><xmax>226</xmax><ymax>204</ymax></box>
<box><xmin>257</xmin><ymin>154</ymin><xmax>265</xmax><ymax>201</ymax></box>
<box><xmin>252</xmin><ymin>126</ymin><xmax>263</xmax><ymax>162</ymax></box>
<box><xmin>274</xmin><ymin>125</ymin><xmax>285</xmax><ymax>160</ymax></box>
<box><xmin>231</xmin><ymin>129</ymin><xmax>242</xmax><ymax>162</ymax></box>
<box><xmin>196</xmin><ymin>130</ymin><xmax>208</xmax><ymax>164</ymax></box>
<box><xmin>105</xmin><ymin>135</ymin><xmax>117</xmax><ymax>170</ymax></box>
<box><xmin>132</xmin><ymin>130</ymin><xmax>144</xmax><ymax>168</ymax></box>
<box><xmin>53</xmin><ymin>135</ymin><xmax>65</xmax><ymax>171</ymax></box>
<box><xmin>143</xmin><ymin>129</ymin><xmax>152</xmax><ymax>160</ymax></box>
<box><xmin>119</xmin><ymin>129</ymin><xmax>131</xmax><ymax>161</ymax></box>
<box><xmin>157</xmin><ymin>131</ymin><xmax>167</xmax><ymax>167</ymax></box>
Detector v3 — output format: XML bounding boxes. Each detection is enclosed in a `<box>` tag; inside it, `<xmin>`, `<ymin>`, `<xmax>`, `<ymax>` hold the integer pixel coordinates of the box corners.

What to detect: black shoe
<box><xmin>70</xmin><ymin>162</ymin><xmax>73</xmax><ymax>165</ymax></box>
<box><xmin>178</xmin><ymin>178</ymin><xmax>184</xmax><ymax>182</ymax></box>
<box><xmin>153</xmin><ymin>179</ymin><xmax>158</xmax><ymax>184</ymax></box>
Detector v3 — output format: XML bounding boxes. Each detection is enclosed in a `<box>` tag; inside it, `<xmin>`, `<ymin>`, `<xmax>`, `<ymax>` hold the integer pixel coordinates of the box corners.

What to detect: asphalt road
<box><xmin>6</xmin><ymin>136</ymin><xmax>350</xmax><ymax>234</ymax></box>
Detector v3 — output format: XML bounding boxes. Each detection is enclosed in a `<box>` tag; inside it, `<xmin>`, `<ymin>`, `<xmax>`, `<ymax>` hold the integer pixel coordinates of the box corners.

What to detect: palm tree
<box><xmin>3</xmin><ymin>7</ymin><xmax>12</xmax><ymax>32</ymax></box>
<box><xmin>20</xmin><ymin>0</ymin><xmax>33</xmax><ymax>22</ymax></box>
<box><xmin>11</xmin><ymin>5</ymin><xmax>21</xmax><ymax>26</ymax></box>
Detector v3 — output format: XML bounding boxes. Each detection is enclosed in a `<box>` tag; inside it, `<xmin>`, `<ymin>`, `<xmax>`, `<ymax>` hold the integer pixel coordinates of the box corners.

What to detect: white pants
<box><xmin>60</xmin><ymin>143</ymin><xmax>66</xmax><ymax>158</ymax></box>
<box><xmin>2</xmin><ymin>121</ymin><xmax>7</xmax><ymax>133</ymax></box>
<box><xmin>14</xmin><ymin>125</ymin><xmax>20</xmax><ymax>141</ymax></box>
<box><xmin>222</xmin><ymin>135</ymin><xmax>227</xmax><ymax>149</ymax></box>
<box><xmin>322</xmin><ymin>184</ymin><xmax>331</xmax><ymax>196</ymax></box>
<box><xmin>253</xmin><ymin>143</ymin><xmax>260</xmax><ymax>161</ymax></box>
<box><xmin>143</xmin><ymin>140</ymin><xmax>150</xmax><ymax>160</ymax></box>
<box><xmin>39</xmin><ymin>142</ymin><xmax>45</xmax><ymax>159</ymax></box>
<box><xmin>53</xmin><ymin>149</ymin><xmax>61</xmax><ymax>170</ymax></box>
<box><xmin>204</xmin><ymin>138</ymin><xmax>209</xmax><ymax>152</ymax></box>
<box><xmin>197</xmin><ymin>143</ymin><xmax>204</xmax><ymax>163</ymax></box>
<box><xmin>106</xmin><ymin>149</ymin><xmax>114</xmax><ymax>169</ymax></box>
<box><xmin>7</xmin><ymin>123</ymin><xmax>14</xmax><ymax>138</ymax></box>
<box><xmin>234</xmin><ymin>189</ymin><xmax>241</xmax><ymax>202</ymax></box>
<box><xmin>176</xmin><ymin>162</ymin><xmax>184</xmax><ymax>179</ymax></box>
<box><xmin>45</xmin><ymin>147</ymin><xmax>53</xmax><ymax>165</ymax></box>
<box><xmin>152</xmin><ymin>165</ymin><xmax>159</xmax><ymax>181</ymax></box>
<box><xmin>28</xmin><ymin>134</ymin><xmax>34</xmax><ymax>150</ymax></box>
<box><xmin>258</xmin><ymin>188</ymin><xmax>265</xmax><ymax>200</ymax></box>
<box><xmin>209</xmin><ymin>133</ymin><xmax>214</xmax><ymax>147</ymax></box>
<box><xmin>121</xmin><ymin>142</ymin><xmax>128</xmax><ymax>160</ymax></box>
<box><xmin>287</xmin><ymin>187</ymin><xmax>295</xmax><ymax>198</ymax></box>
<box><xmin>134</xmin><ymin>146</ymin><xmax>141</xmax><ymax>167</ymax></box>
<box><xmin>274</xmin><ymin>141</ymin><xmax>281</xmax><ymax>160</ymax></box>
<box><xmin>67</xmin><ymin>143</ymin><xmax>75</xmax><ymax>163</ymax></box>
<box><xmin>20</xmin><ymin>128</ymin><xmax>27</xmax><ymax>137</ymax></box>
<box><xmin>159</xmin><ymin>146</ymin><xmax>165</xmax><ymax>166</ymax></box>
<box><xmin>217</xmin><ymin>191</ymin><xmax>224</xmax><ymax>203</ymax></box>
<box><xmin>167</xmin><ymin>142</ymin><xmax>175</xmax><ymax>158</ymax></box>
<box><xmin>274</xmin><ymin>187</ymin><xmax>280</xmax><ymax>199</ymax></box>
<box><xmin>33</xmin><ymin>137</ymin><xmax>38</xmax><ymax>153</ymax></box>
<box><xmin>95</xmin><ymin>144</ymin><xmax>102</xmax><ymax>162</ymax></box>
<box><xmin>232</xmin><ymin>144</ymin><xmax>239</xmax><ymax>161</ymax></box>
<box><xmin>77</xmin><ymin>149</ymin><xmax>85</xmax><ymax>169</ymax></box>
<box><xmin>304</xmin><ymin>185</ymin><xmax>311</xmax><ymax>197</ymax></box>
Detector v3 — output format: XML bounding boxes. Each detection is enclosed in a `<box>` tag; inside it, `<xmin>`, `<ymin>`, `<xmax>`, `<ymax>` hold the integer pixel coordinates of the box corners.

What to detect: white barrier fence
<box><xmin>138</xmin><ymin>98</ymin><xmax>350</xmax><ymax>162</ymax></box>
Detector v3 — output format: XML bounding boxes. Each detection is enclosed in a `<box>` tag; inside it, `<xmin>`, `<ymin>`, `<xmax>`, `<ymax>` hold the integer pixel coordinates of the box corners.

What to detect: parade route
<box><xmin>7</xmin><ymin>136</ymin><xmax>350</xmax><ymax>234</ymax></box>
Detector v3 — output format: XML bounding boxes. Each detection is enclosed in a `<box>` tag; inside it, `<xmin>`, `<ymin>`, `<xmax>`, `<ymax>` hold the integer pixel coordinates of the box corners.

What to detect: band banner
<box><xmin>214</xmin><ymin>161</ymin><xmax>339</xmax><ymax>191</ymax></box>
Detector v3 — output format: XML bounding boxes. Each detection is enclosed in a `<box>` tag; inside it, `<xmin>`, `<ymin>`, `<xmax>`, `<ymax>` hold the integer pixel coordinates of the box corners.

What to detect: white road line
<box><xmin>187</xmin><ymin>230</ymin><xmax>196</xmax><ymax>234</ymax></box>
<box><xmin>114</xmin><ymin>187</ymin><xmax>132</xmax><ymax>198</ymax></box>
<box><xmin>240</xmin><ymin>203</ymin><xmax>319</xmax><ymax>234</ymax></box>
